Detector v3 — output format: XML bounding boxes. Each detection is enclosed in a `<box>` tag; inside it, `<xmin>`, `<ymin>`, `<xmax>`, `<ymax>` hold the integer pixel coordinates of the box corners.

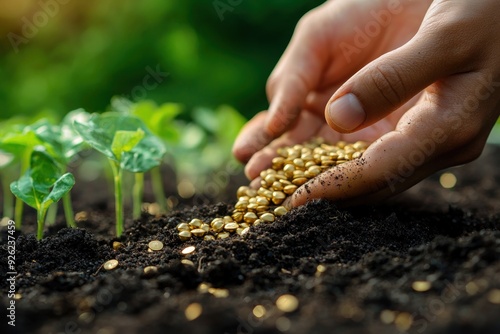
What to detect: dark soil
<box><xmin>1</xmin><ymin>145</ymin><xmax>500</xmax><ymax>334</ymax></box>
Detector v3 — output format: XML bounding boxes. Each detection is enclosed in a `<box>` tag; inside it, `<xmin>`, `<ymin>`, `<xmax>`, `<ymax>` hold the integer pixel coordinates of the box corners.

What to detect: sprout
<box><xmin>10</xmin><ymin>149</ymin><xmax>75</xmax><ymax>240</ymax></box>
<box><xmin>74</xmin><ymin>112</ymin><xmax>166</xmax><ymax>237</ymax></box>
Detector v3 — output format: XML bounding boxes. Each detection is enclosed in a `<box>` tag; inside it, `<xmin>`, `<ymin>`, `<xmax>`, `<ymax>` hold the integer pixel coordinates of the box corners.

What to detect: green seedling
<box><xmin>112</xmin><ymin>97</ymin><xmax>181</xmax><ymax>216</ymax></box>
<box><xmin>32</xmin><ymin>110</ymin><xmax>89</xmax><ymax>228</ymax></box>
<box><xmin>10</xmin><ymin>150</ymin><xmax>75</xmax><ymax>240</ymax></box>
<box><xmin>0</xmin><ymin>123</ymin><xmax>47</xmax><ymax>228</ymax></box>
<box><xmin>74</xmin><ymin>112</ymin><xmax>166</xmax><ymax>237</ymax></box>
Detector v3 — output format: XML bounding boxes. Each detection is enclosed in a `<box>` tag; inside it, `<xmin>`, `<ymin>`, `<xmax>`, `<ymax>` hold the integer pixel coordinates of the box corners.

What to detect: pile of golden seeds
<box><xmin>177</xmin><ymin>138</ymin><xmax>369</xmax><ymax>241</ymax></box>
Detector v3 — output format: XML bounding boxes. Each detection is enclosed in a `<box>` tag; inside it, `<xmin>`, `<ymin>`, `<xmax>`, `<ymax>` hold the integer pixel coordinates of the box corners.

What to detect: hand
<box><xmin>233</xmin><ymin>0</ymin><xmax>500</xmax><ymax>206</ymax></box>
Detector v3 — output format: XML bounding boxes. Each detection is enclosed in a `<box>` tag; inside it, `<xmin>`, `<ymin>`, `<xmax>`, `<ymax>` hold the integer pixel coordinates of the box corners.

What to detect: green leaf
<box><xmin>74</xmin><ymin>112</ymin><xmax>166</xmax><ymax>172</ymax></box>
<box><xmin>10</xmin><ymin>150</ymin><xmax>75</xmax><ymax>210</ymax></box>
<box><xmin>111</xmin><ymin>129</ymin><xmax>145</xmax><ymax>160</ymax></box>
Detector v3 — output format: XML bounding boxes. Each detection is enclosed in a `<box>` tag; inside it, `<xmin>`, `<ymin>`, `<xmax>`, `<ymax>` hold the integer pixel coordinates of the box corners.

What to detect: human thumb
<box><xmin>325</xmin><ymin>35</ymin><xmax>461</xmax><ymax>133</ymax></box>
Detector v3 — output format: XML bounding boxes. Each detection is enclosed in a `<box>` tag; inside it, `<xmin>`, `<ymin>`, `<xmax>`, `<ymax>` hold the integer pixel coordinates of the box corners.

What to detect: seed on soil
<box><xmin>181</xmin><ymin>246</ymin><xmax>196</xmax><ymax>255</ymax></box>
<box><xmin>112</xmin><ymin>241</ymin><xmax>123</xmax><ymax>251</ymax></box>
<box><xmin>276</xmin><ymin>294</ymin><xmax>299</xmax><ymax>313</ymax></box>
<box><xmin>179</xmin><ymin>231</ymin><xmax>192</xmax><ymax>241</ymax></box>
<box><xmin>148</xmin><ymin>240</ymin><xmax>164</xmax><ymax>251</ymax></box>
<box><xmin>75</xmin><ymin>211</ymin><xmax>89</xmax><ymax>222</ymax></box>
<box><xmin>412</xmin><ymin>280</ymin><xmax>431</xmax><ymax>292</ymax></box>
<box><xmin>253</xmin><ymin>305</ymin><xmax>267</xmax><ymax>318</ymax></box>
<box><xmin>181</xmin><ymin>259</ymin><xmax>195</xmax><ymax>266</ymax></box>
<box><xmin>185</xmin><ymin>303</ymin><xmax>203</xmax><ymax>321</ymax></box>
<box><xmin>178</xmin><ymin>138</ymin><xmax>369</xmax><ymax>241</ymax></box>
<box><xmin>208</xmin><ymin>288</ymin><xmax>229</xmax><ymax>298</ymax></box>
<box><xmin>103</xmin><ymin>259</ymin><xmax>119</xmax><ymax>271</ymax></box>
<box><xmin>143</xmin><ymin>266</ymin><xmax>158</xmax><ymax>276</ymax></box>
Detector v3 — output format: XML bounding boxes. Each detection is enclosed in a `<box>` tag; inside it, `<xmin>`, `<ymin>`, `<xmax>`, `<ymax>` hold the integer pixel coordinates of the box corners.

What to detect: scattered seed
<box><xmin>181</xmin><ymin>259</ymin><xmax>195</xmax><ymax>266</ymax></box>
<box><xmin>177</xmin><ymin>222</ymin><xmax>190</xmax><ymax>231</ymax></box>
<box><xmin>276</xmin><ymin>294</ymin><xmax>299</xmax><ymax>313</ymax></box>
<box><xmin>253</xmin><ymin>305</ymin><xmax>267</xmax><ymax>318</ymax></box>
<box><xmin>185</xmin><ymin>303</ymin><xmax>203</xmax><ymax>321</ymax></box>
<box><xmin>103</xmin><ymin>259</ymin><xmax>119</xmax><ymax>271</ymax></box>
<box><xmin>179</xmin><ymin>231</ymin><xmax>192</xmax><ymax>241</ymax></box>
<box><xmin>208</xmin><ymin>288</ymin><xmax>229</xmax><ymax>298</ymax></box>
<box><xmin>224</xmin><ymin>222</ymin><xmax>239</xmax><ymax>232</ymax></box>
<box><xmin>181</xmin><ymin>246</ymin><xmax>196</xmax><ymax>255</ymax></box>
<box><xmin>260</xmin><ymin>213</ymin><xmax>275</xmax><ymax>223</ymax></box>
<box><xmin>412</xmin><ymin>280</ymin><xmax>431</xmax><ymax>292</ymax></box>
<box><xmin>274</xmin><ymin>206</ymin><xmax>288</xmax><ymax>216</ymax></box>
<box><xmin>204</xmin><ymin>235</ymin><xmax>215</xmax><ymax>241</ymax></box>
<box><xmin>143</xmin><ymin>266</ymin><xmax>158</xmax><ymax>276</ymax></box>
<box><xmin>217</xmin><ymin>232</ymin><xmax>230</xmax><ymax>239</ymax></box>
<box><xmin>112</xmin><ymin>241</ymin><xmax>123</xmax><ymax>251</ymax></box>
<box><xmin>148</xmin><ymin>240</ymin><xmax>164</xmax><ymax>251</ymax></box>
<box><xmin>191</xmin><ymin>228</ymin><xmax>206</xmax><ymax>237</ymax></box>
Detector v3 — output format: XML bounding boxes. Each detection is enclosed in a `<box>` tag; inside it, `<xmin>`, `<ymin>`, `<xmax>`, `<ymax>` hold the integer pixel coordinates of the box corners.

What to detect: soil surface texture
<box><xmin>1</xmin><ymin>145</ymin><xmax>500</xmax><ymax>334</ymax></box>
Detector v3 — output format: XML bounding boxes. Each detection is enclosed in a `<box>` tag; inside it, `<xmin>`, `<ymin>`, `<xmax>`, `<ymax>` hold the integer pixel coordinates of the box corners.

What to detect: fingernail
<box><xmin>327</xmin><ymin>93</ymin><xmax>365</xmax><ymax>131</ymax></box>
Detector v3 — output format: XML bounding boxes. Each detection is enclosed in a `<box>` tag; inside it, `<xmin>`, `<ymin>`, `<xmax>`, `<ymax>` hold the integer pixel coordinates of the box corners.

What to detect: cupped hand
<box><xmin>233</xmin><ymin>0</ymin><xmax>500</xmax><ymax>206</ymax></box>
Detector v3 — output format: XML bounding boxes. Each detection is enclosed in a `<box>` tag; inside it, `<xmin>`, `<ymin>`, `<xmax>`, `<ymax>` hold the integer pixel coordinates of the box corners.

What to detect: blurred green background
<box><xmin>0</xmin><ymin>0</ymin><xmax>324</xmax><ymax>121</ymax></box>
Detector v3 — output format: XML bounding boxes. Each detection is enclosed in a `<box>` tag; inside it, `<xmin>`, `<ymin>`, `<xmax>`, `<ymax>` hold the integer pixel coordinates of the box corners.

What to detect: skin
<box><xmin>233</xmin><ymin>0</ymin><xmax>500</xmax><ymax>207</ymax></box>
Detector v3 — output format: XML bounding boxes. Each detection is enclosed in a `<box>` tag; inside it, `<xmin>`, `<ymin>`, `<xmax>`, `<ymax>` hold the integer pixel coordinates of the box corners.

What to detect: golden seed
<box><xmin>224</xmin><ymin>222</ymin><xmax>239</xmax><ymax>232</ymax></box>
<box><xmin>201</xmin><ymin>224</ymin><xmax>210</xmax><ymax>232</ymax></box>
<box><xmin>274</xmin><ymin>206</ymin><xmax>288</xmax><ymax>216</ymax></box>
<box><xmin>223</xmin><ymin>216</ymin><xmax>233</xmax><ymax>223</ymax></box>
<box><xmin>352</xmin><ymin>151</ymin><xmax>362</xmax><ymax>159</ymax></box>
<box><xmin>247</xmin><ymin>203</ymin><xmax>259</xmax><ymax>211</ymax></box>
<box><xmin>253</xmin><ymin>219</ymin><xmax>262</xmax><ymax>226</ymax></box>
<box><xmin>179</xmin><ymin>231</ymin><xmax>192</xmax><ymax>241</ymax></box>
<box><xmin>260</xmin><ymin>213</ymin><xmax>275</xmax><ymax>223</ymax></box>
<box><xmin>256</xmin><ymin>197</ymin><xmax>270</xmax><ymax>206</ymax></box>
<box><xmin>246</xmin><ymin>189</ymin><xmax>257</xmax><ymax>197</ymax></box>
<box><xmin>235</xmin><ymin>201</ymin><xmax>248</xmax><ymax>210</ymax></box>
<box><xmin>239</xmin><ymin>223</ymin><xmax>250</xmax><ymax>228</ymax></box>
<box><xmin>217</xmin><ymin>232</ymin><xmax>230</xmax><ymax>239</ymax></box>
<box><xmin>191</xmin><ymin>228</ymin><xmax>206</xmax><ymax>237</ymax></box>
<box><xmin>316</xmin><ymin>264</ymin><xmax>326</xmax><ymax>274</ymax></box>
<box><xmin>293</xmin><ymin>170</ymin><xmax>305</xmax><ymax>178</ymax></box>
<box><xmin>189</xmin><ymin>218</ymin><xmax>203</xmax><ymax>229</ymax></box>
<box><xmin>232</xmin><ymin>212</ymin><xmax>244</xmax><ymax>223</ymax></box>
<box><xmin>253</xmin><ymin>305</ymin><xmax>267</xmax><ymax>318</ymax></box>
<box><xmin>177</xmin><ymin>222</ymin><xmax>190</xmax><ymax>231</ymax></box>
<box><xmin>265</xmin><ymin>174</ymin><xmax>276</xmax><ymax>184</ymax></box>
<box><xmin>244</xmin><ymin>212</ymin><xmax>258</xmax><ymax>223</ymax></box>
<box><xmin>256</xmin><ymin>205</ymin><xmax>269</xmax><ymax>212</ymax></box>
<box><xmin>181</xmin><ymin>259</ymin><xmax>194</xmax><ymax>266</ymax></box>
<box><xmin>237</xmin><ymin>186</ymin><xmax>250</xmax><ymax>198</ymax></box>
<box><xmin>75</xmin><ymin>211</ymin><xmax>89</xmax><ymax>222</ymax></box>
<box><xmin>272</xmin><ymin>181</ymin><xmax>283</xmax><ymax>191</ymax></box>
<box><xmin>181</xmin><ymin>246</ymin><xmax>196</xmax><ymax>255</ymax></box>
<box><xmin>301</xmin><ymin>153</ymin><xmax>314</xmax><ymax>161</ymax></box>
<box><xmin>276</xmin><ymin>294</ymin><xmax>299</xmax><ymax>313</ymax></box>
<box><xmin>241</xmin><ymin>227</ymin><xmax>250</xmax><ymax>235</ymax></box>
<box><xmin>353</xmin><ymin>141</ymin><xmax>368</xmax><ymax>150</ymax></box>
<box><xmin>212</xmin><ymin>221</ymin><xmax>224</xmax><ymax>233</ymax></box>
<box><xmin>143</xmin><ymin>266</ymin><xmax>158</xmax><ymax>276</ymax></box>
<box><xmin>208</xmin><ymin>288</ymin><xmax>229</xmax><ymax>298</ymax></box>
<box><xmin>308</xmin><ymin>166</ymin><xmax>321</xmax><ymax>176</ymax></box>
<box><xmin>112</xmin><ymin>241</ymin><xmax>124</xmax><ymax>251</ymax></box>
<box><xmin>283</xmin><ymin>164</ymin><xmax>295</xmax><ymax>173</ymax></box>
<box><xmin>198</xmin><ymin>283</ymin><xmax>211</xmax><ymax>293</ymax></box>
<box><xmin>292</xmin><ymin>177</ymin><xmax>308</xmax><ymax>186</ymax></box>
<box><xmin>185</xmin><ymin>303</ymin><xmax>203</xmax><ymax>321</ymax></box>
<box><xmin>236</xmin><ymin>228</ymin><xmax>244</xmax><ymax>235</ymax></box>
<box><xmin>272</xmin><ymin>157</ymin><xmax>285</xmax><ymax>169</ymax></box>
<box><xmin>293</xmin><ymin>158</ymin><xmax>304</xmax><ymax>168</ymax></box>
<box><xmin>204</xmin><ymin>235</ymin><xmax>215</xmax><ymax>241</ymax></box>
<box><xmin>336</xmin><ymin>160</ymin><xmax>348</xmax><ymax>165</ymax></box>
<box><xmin>412</xmin><ymin>281</ymin><xmax>431</xmax><ymax>292</ymax></box>
<box><xmin>148</xmin><ymin>240</ymin><xmax>164</xmax><ymax>251</ymax></box>
<box><xmin>103</xmin><ymin>259</ymin><xmax>119</xmax><ymax>271</ymax></box>
<box><xmin>283</xmin><ymin>185</ymin><xmax>297</xmax><ymax>195</ymax></box>
<box><xmin>211</xmin><ymin>217</ymin><xmax>224</xmax><ymax>227</ymax></box>
<box><xmin>279</xmin><ymin>179</ymin><xmax>292</xmax><ymax>186</ymax></box>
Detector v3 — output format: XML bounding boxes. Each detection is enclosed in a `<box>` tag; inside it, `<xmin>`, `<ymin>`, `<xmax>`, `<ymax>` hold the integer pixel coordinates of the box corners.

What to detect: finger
<box><xmin>290</xmin><ymin>73</ymin><xmax>498</xmax><ymax>206</ymax></box>
<box><xmin>232</xmin><ymin>112</ymin><xmax>273</xmax><ymax>163</ymax></box>
<box><xmin>245</xmin><ymin>111</ymin><xmax>328</xmax><ymax>180</ymax></box>
<box><xmin>324</xmin><ymin>24</ymin><xmax>471</xmax><ymax>133</ymax></box>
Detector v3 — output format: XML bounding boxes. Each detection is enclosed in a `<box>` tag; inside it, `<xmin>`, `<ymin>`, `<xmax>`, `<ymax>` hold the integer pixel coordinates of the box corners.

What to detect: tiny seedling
<box><xmin>32</xmin><ymin>110</ymin><xmax>89</xmax><ymax>227</ymax></box>
<box><xmin>112</xmin><ymin>97</ymin><xmax>181</xmax><ymax>216</ymax></box>
<box><xmin>74</xmin><ymin>112</ymin><xmax>166</xmax><ymax>237</ymax></box>
<box><xmin>10</xmin><ymin>149</ymin><xmax>75</xmax><ymax>240</ymax></box>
